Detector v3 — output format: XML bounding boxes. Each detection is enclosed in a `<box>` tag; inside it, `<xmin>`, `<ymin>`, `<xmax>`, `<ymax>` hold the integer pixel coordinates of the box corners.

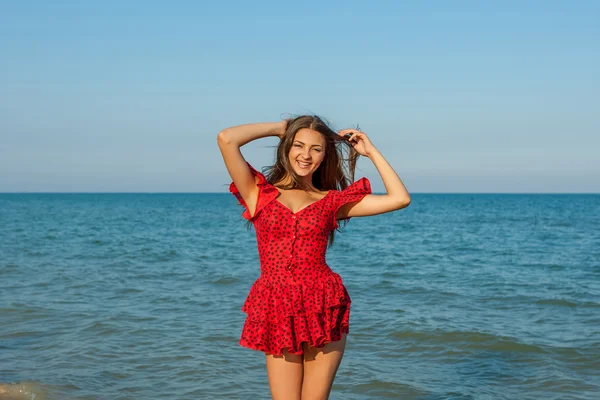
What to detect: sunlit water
<box><xmin>1</xmin><ymin>193</ymin><xmax>599</xmax><ymax>399</ymax></box>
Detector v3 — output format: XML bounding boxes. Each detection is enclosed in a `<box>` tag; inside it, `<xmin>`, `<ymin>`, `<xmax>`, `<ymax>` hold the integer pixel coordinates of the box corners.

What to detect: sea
<box><xmin>1</xmin><ymin>193</ymin><xmax>599</xmax><ymax>400</ymax></box>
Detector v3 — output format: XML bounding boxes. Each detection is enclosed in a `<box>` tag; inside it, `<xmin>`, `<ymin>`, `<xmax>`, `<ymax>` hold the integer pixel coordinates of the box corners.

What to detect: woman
<box><xmin>217</xmin><ymin>115</ymin><xmax>411</xmax><ymax>400</ymax></box>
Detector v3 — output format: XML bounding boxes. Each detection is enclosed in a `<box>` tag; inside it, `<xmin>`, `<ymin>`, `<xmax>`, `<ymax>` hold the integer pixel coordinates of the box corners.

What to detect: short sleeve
<box><xmin>229</xmin><ymin>161</ymin><xmax>279</xmax><ymax>221</ymax></box>
<box><xmin>332</xmin><ymin>177</ymin><xmax>372</xmax><ymax>230</ymax></box>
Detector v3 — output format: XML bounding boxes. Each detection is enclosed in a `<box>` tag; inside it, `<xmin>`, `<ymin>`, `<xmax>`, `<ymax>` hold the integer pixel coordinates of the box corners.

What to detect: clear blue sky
<box><xmin>1</xmin><ymin>1</ymin><xmax>598</xmax><ymax>193</ymax></box>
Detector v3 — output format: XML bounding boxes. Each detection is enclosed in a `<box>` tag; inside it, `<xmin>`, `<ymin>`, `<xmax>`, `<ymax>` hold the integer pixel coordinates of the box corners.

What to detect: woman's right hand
<box><xmin>277</xmin><ymin>119</ymin><xmax>290</xmax><ymax>140</ymax></box>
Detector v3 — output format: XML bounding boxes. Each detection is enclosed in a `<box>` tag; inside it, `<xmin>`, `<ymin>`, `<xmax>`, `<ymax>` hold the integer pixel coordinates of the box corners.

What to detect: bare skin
<box><xmin>218</xmin><ymin>121</ymin><xmax>411</xmax><ymax>223</ymax></box>
<box><xmin>280</xmin><ymin>127</ymin><xmax>326</xmax><ymax>189</ymax></box>
<box><xmin>265</xmin><ymin>333</ymin><xmax>347</xmax><ymax>400</ymax></box>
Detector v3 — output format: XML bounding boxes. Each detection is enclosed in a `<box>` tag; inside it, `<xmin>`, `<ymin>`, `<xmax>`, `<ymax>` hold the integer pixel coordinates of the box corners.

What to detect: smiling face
<box><xmin>288</xmin><ymin>128</ymin><xmax>326</xmax><ymax>178</ymax></box>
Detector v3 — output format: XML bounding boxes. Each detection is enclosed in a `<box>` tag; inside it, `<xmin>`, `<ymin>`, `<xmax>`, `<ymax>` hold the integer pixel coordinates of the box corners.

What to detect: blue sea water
<box><xmin>1</xmin><ymin>193</ymin><xmax>599</xmax><ymax>400</ymax></box>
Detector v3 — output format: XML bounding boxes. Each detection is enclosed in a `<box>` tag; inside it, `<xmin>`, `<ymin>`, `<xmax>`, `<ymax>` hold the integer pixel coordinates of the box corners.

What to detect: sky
<box><xmin>0</xmin><ymin>0</ymin><xmax>598</xmax><ymax>193</ymax></box>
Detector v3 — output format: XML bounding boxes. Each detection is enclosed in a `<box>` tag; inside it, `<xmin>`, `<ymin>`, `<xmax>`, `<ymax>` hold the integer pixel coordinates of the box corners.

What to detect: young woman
<box><xmin>217</xmin><ymin>115</ymin><xmax>410</xmax><ymax>400</ymax></box>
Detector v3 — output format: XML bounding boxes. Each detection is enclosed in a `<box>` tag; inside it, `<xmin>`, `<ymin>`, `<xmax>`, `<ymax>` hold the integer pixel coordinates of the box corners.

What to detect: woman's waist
<box><xmin>258</xmin><ymin>262</ymin><xmax>336</xmax><ymax>282</ymax></box>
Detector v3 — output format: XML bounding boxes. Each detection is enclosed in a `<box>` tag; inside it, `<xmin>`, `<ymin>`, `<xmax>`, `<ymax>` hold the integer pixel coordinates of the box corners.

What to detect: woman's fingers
<box><xmin>338</xmin><ymin>129</ymin><xmax>363</xmax><ymax>143</ymax></box>
<box><xmin>339</xmin><ymin>129</ymin><xmax>360</xmax><ymax>135</ymax></box>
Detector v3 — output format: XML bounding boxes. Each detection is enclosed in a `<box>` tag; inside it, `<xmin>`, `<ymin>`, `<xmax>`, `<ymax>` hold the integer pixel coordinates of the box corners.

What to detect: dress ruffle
<box><xmin>240</xmin><ymin>273</ymin><xmax>352</xmax><ymax>356</ymax></box>
<box><xmin>333</xmin><ymin>177</ymin><xmax>372</xmax><ymax>229</ymax></box>
<box><xmin>240</xmin><ymin>307</ymin><xmax>350</xmax><ymax>356</ymax></box>
<box><xmin>242</xmin><ymin>273</ymin><xmax>351</xmax><ymax>322</ymax></box>
<box><xmin>229</xmin><ymin>161</ymin><xmax>279</xmax><ymax>221</ymax></box>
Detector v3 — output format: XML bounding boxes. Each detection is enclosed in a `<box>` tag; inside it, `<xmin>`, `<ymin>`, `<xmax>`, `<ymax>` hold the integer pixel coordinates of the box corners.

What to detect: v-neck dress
<box><xmin>229</xmin><ymin>161</ymin><xmax>372</xmax><ymax>356</ymax></box>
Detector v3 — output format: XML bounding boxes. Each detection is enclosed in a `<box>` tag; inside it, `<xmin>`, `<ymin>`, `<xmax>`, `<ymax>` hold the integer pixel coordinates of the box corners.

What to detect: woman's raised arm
<box><xmin>336</xmin><ymin>129</ymin><xmax>411</xmax><ymax>220</ymax></box>
<box><xmin>217</xmin><ymin>121</ymin><xmax>286</xmax><ymax>217</ymax></box>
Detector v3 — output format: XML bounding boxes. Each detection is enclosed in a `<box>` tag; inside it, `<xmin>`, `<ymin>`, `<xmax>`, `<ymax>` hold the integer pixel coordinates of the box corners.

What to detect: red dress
<box><xmin>229</xmin><ymin>161</ymin><xmax>372</xmax><ymax>356</ymax></box>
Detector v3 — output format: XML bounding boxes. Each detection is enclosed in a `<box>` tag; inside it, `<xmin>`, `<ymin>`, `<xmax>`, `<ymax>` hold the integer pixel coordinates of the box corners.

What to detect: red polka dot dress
<box><xmin>229</xmin><ymin>161</ymin><xmax>372</xmax><ymax>356</ymax></box>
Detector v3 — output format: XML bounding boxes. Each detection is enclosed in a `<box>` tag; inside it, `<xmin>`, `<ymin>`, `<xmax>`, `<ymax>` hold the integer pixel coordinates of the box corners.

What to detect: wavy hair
<box><xmin>257</xmin><ymin>114</ymin><xmax>364</xmax><ymax>247</ymax></box>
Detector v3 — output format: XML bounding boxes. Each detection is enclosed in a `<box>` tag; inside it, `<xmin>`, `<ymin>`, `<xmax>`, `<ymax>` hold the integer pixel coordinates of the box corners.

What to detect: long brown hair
<box><xmin>265</xmin><ymin>115</ymin><xmax>360</xmax><ymax>193</ymax></box>
<box><xmin>260</xmin><ymin>114</ymin><xmax>364</xmax><ymax>247</ymax></box>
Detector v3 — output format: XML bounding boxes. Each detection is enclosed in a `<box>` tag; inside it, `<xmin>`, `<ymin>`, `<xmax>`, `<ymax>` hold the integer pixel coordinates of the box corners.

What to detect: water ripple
<box><xmin>1</xmin><ymin>193</ymin><xmax>599</xmax><ymax>399</ymax></box>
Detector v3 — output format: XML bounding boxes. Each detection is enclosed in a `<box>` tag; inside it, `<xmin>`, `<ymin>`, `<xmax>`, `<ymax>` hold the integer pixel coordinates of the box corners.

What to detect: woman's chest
<box><xmin>254</xmin><ymin>196</ymin><xmax>334</xmax><ymax>236</ymax></box>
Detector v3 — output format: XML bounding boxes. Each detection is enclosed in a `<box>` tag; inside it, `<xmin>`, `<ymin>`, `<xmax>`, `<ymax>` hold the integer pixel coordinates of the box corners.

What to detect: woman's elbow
<box><xmin>396</xmin><ymin>197</ymin><xmax>411</xmax><ymax>210</ymax></box>
<box><xmin>217</xmin><ymin>130</ymin><xmax>232</xmax><ymax>146</ymax></box>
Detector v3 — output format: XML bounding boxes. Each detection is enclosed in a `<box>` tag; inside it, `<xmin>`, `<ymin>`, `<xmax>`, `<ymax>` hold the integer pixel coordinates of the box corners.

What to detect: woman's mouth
<box><xmin>297</xmin><ymin>161</ymin><xmax>311</xmax><ymax>170</ymax></box>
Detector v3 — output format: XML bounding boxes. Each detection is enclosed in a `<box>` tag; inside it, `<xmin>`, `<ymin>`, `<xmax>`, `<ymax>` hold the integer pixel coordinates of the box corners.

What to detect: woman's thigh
<box><xmin>301</xmin><ymin>333</ymin><xmax>347</xmax><ymax>400</ymax></box>
<box><xmin>265</xmin><ymin>349</ymin><xmax>304</xmax><ymax>400</ymax></box>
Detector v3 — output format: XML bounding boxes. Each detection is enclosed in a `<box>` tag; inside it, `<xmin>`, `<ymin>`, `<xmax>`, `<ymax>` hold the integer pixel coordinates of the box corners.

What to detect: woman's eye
<box><xmin>294</xmin><ymin>144</ymin><xmax>320</xmax><ymax>152</ymax></box>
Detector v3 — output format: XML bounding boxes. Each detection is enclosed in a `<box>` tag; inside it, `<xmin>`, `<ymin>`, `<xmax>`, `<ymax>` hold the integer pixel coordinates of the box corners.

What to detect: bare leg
<box><xmin>300</xmin><ymin>333</ymin><xmax>347</xmax><ymax>400</ymax></box>
<box><xmin>265</xmin><ymin>348</ymin><xmax>304</xmax><ymax>400</ymax></box>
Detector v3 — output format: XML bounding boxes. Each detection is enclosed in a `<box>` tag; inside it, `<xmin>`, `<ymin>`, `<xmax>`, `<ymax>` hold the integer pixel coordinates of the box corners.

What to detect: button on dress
<box><xmin>229</xmin><ymin>161</ymin><xmax>372</xmax><ymax>356</ymax></box>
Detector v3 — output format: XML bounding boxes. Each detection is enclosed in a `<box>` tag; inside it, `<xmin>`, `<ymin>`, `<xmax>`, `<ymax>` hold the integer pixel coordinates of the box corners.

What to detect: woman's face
<box><xmin>288</xmin><ymin>128</ymin><xmax>326</xmax><ymax>178</ymax></box>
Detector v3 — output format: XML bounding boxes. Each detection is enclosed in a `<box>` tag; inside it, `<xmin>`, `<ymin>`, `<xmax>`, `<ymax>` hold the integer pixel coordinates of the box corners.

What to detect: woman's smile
<box><xmin>297</xmin><ymin>160</ymin><xmax>311</xmax><ymax>170</ymax></box>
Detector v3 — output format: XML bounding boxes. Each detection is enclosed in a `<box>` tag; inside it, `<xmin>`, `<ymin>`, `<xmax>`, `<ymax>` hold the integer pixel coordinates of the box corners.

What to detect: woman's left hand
<box><xmin>338</xmin><ymin>129</ymin><xmax>377</xmax><ymax>158</ymax></box>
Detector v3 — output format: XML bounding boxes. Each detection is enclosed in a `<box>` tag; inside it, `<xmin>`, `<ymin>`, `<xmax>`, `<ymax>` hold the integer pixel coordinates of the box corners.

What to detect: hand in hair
<box><xmin>338</xmin><ymin>129</ymin><xmax>377</xmax><ymax>158</ymax></box>
<box><xmin>276</xmin><ymin>119</ymin><xmax>290</xmax><ymax>140</ymax></box>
